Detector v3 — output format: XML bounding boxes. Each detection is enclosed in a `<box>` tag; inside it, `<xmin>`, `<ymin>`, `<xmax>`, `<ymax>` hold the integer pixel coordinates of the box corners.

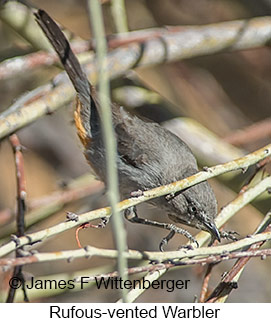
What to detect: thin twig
<box><xmin>8</xmin><ymin>135</ymin><xmax>27</xmax><ymax>235</ymax></box>
<box><xmin>87</xmin><ymin>0</ymin><xmax>128</xmax><ymax>302</ymax></box>
<box><xmin>199</xmin><ymin>264</ymin><xmax>215</xmax><ymax>303</ymax></box>
<box><xmin>199</xmin><ymin>237</ymin><xmax>220</xmax><ymax>303</ymax></box>
<box><xmin>28</xmin><ymin>175</ymin><xmax>103</xmax><ymax>210</ymax></box>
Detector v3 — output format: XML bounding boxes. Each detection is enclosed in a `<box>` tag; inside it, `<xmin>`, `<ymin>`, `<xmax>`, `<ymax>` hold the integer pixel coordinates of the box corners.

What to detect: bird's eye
<box><xmin>188</xmin><ymin>205</ymin><xmax>197</xmax><ymax>214</ymax></box>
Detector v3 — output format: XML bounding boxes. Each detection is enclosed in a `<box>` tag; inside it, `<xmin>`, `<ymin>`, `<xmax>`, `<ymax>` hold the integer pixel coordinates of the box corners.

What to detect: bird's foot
<box><xmin>159</xmin><ymin>224</ymin><xmax>198</xmax><ymax>251</ymax></box>
<box><xmin>220</xmin><ymin>230</ymin><xmax>239</xmax><ymax>241</ymax></box>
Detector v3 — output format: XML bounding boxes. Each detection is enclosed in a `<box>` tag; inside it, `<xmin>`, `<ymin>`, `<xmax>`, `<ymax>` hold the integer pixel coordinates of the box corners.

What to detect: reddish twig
<box><xmin>6</xmin><ymin>134</ymin><xmax>28</xmax><ymax>303</ymax></box>
<box><xmin>199</xmin><ymin>237</ymin><xmax>220</xmax><ymax>303</ymax></box>
<box><xmin>199</xmin><ymin>264</ymin><xmax>215</xmax><ymax>303</ymax></box>
<box><xmin>75</xmin><ymin>224</ymin><xmax>91</xmax><ymax>249</ymax></box>
<box><xmin>74</xmin><ymin>217</ymin><xmax>109</xmax><ymax>249</ymax></box>
<box><xmin>105</xmin><ymin>28</ymin><xmax>176</xmax><ymax>49</ymax></box>
<box><xmin>223</xmin><ymin>118</ymin><xmax>271</xmax><ymax>147</ymax></box>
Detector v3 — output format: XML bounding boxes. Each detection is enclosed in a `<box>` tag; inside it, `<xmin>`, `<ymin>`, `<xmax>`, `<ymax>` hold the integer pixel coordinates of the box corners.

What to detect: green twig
<box><xmin>87</xmin><ymin>0</ymin><xmax>128</xmax><ymax>302</ymax></box>
<box><xmin>111</xmin><ymin>0</ymin><xmax>129</xmax><ymax>33</ymax></box>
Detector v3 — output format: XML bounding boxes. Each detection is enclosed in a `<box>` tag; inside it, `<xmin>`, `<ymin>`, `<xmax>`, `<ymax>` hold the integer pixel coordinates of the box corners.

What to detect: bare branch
<box><xmin>2</xmin><ymin>233</ymin><xmax>271</xmax><ymax>272</ymax></box>
<box><xmin>0</xmin><ymin>144</ymin><xmax>270</xmax><ymax>258</ymax></box>
<box><xmin>2</xmin><ymin>16</ymin><xmax>271</xmax><ymax>139</ymax></box>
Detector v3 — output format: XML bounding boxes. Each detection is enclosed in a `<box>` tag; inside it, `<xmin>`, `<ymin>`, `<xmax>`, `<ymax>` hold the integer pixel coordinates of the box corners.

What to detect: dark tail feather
<box><xmin>34</xmin><ymin>10</ymin><xmax>89</xmax><ymax>96</ymax></box>
<box><xmin>34</xmin><ymin>9</ymin><xmax>100</xmax><ymax>142</ymax></box>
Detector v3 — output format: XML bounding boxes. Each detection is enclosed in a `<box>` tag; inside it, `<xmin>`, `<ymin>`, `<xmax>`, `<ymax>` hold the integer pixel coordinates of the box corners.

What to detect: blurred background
<box><xmin>0</xmin><ymin>0</ymin><xmax>270</xmax><ymax>302</ymax></box>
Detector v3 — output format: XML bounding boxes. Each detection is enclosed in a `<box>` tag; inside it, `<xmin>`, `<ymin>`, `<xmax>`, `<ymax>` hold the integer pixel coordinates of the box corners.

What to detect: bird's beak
<box><xmin>204</xmin><ymin>221</ymin><xmax>221</xmax><ymax>242</ymax></box>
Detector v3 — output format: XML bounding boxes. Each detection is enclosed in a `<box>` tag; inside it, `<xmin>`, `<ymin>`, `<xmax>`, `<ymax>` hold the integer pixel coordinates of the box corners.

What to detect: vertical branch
<box><xmin>11</xmin><ymin>135</ymin><xmax>26</xmax><ymax>237</ymax></box>
<box><xmin>111</xmin><ymin>0</ymin><xmax>129</xmax><ymax>33</ymax></box>
<box><xmin>87</xmin><ymin>0</ymin><xmax>128</xmax><ymax>302</ymax></box>
<box><xmin>6</xmin><ymin>134</ymin><xmax>28</xmax><ymax>302</ymax></box>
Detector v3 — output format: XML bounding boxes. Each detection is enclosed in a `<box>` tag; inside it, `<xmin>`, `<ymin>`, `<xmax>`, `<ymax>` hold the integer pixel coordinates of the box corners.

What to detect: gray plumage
<box><xmin>35</xmin><ymin>9</ymin><xmax>220</xmax><ymax>243</ymax></box>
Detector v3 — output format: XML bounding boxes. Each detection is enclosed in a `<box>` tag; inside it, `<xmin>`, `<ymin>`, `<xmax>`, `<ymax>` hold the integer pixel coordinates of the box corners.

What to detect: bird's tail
<box><xmin>34</xmin><ymin>9</ymin><xmax>100</xmax><ymax>146</ymax></box>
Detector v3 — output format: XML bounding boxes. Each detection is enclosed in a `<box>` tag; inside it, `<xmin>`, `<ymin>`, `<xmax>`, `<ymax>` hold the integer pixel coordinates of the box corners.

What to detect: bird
<box><xmin>34</xmin><ymin>9</ymin><xmax>220</xmax><ymax>250</ymax></box>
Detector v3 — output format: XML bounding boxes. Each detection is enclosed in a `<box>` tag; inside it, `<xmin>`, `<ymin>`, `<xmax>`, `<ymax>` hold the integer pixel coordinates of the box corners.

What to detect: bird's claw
<box><xmin>220</xmin><ymin>230</ymin><xmax>240</xmax><ymax>241</ymax></box>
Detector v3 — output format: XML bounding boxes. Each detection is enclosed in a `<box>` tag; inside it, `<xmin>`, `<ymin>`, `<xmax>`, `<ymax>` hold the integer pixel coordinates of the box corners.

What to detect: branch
<box><xmin>0</xmin><ymin>144</ymin><xmax>270</xmax><ymax>258</ymax></box>
<box><xmin>0</xmin><ymin>40</ymin><xmax>90</xmax><ymax>80</ymax></box>
<box><xmin>1</xmin><ymin>232</ymin><xmax>271</xmax><ymax>271</ymax></box>
<box><xmin>8</xmin><ymin>135</ymin><xmax>26</xmax><ymax>237</ymax></box>
<box><xmin>2</xmin><ymin>16</ymin><xmax>271</xmax><ymax>138</ymax></box>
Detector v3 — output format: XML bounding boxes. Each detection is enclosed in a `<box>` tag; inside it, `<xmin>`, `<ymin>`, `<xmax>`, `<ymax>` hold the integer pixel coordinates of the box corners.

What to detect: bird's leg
<box><xmin>124</xmin><ymin>206</ymin><xmax>198</xmax><ymax>250</ymax></box>
<box><xmin>124</xmin><ymin>206</ymin><xmax>172</xmax><ymax>229</ymax></box>
<box><xmin>160</xmin><ymin>224</ymin><xmax>199</xmax><ymax>251</ymax></box>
